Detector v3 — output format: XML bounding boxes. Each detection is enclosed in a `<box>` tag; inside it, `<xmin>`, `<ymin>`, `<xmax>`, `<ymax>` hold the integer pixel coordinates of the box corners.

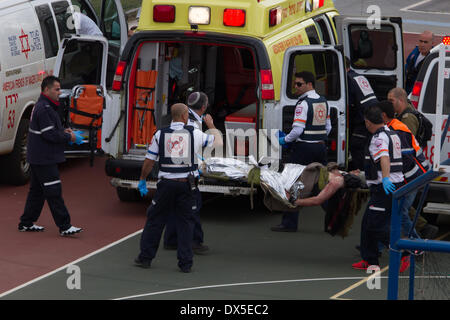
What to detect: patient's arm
<box><xmin>294</xmin><ymin>175</ymin><xmax>344</xmax><ymax>207</ymax></box>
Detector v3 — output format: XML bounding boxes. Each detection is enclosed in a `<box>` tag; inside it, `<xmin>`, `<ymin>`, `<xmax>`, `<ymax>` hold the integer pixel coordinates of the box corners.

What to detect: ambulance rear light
<box><xmin>112</xmin><ymin>61</ymin><xmax>127</xmax><ymax>91</ymax></box>
<box><xmin>410</xmin><ymin>81</ymin><xmax>423</xmax><ymax>109</ymax></box>
<box><xmin>260</xmin><ymin>70</ymin><xmax>275</xmax><ymax>100</ymax></box>
<box><xmin>153</xmin><ymin>5</ymin><xmax>175</xmax><ymax>23</ymax></box>
<box><xmin>189</xmin><ymin>6</ymin><xmax>210</xmax><ymax>25</ymax></box>
<box><xmin>442</xmin><ymin>36</ymin><xmax>450</xmax><ymax>45</ymax></box>
<box><xmin>269</xmin><ymin>7</ymin><xmax>282</xmax><ymax>27</ymax></box>
<box><xmin>223</xmin><ymin>9</ymin><xmax>246</xmax><ymax>27</ymax></box>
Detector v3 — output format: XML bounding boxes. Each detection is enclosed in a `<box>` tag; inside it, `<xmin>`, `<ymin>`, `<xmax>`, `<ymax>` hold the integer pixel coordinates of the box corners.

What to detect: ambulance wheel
<box><xmin>0</xmin><ymin>119</ymin><xmax>31</xmax><ymax>185</ymax></box>
<box><xmin>116</xmin><ymin>187</ymin><xmax>141</xmax><ymax>202</ymax></box>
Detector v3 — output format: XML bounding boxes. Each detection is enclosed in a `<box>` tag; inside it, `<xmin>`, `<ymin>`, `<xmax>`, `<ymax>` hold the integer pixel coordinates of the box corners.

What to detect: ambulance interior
<box><xmin>126</xmin><ymin>42</ymin><xmax>258</xmax><ymax>156</ymax></box>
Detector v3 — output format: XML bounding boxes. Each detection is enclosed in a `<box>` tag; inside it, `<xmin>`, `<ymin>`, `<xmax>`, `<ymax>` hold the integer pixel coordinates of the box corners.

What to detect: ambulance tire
<box><xmin>0</xmin><ymin>119</ymin><xmax>31</xmax><ymax>185</ymax></box>
<box><xmin>116</xmin><ymin>187</ymin><xmax>141</xmax><ymax>202</ymax></box>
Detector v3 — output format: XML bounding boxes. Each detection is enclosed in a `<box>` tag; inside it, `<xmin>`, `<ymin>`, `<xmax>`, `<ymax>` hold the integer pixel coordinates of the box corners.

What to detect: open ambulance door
<box><xmin>71</xmin><ymin>0</ymin><xmax>128</xmax><ymax>88</ymax></box>
<box><xmin>280</xmin><ymin>45</ymin><xmax>347</xmax><ymax>167</ymax></box>
<box><xmin>54</xmin><ymin>36</ymin><xmax>120</xmax><ymax>158</ymax></box>
<box><xmin>335</xmin><ymin>16</ymin><xmax>404</xmax><ymax>100</ymax></box>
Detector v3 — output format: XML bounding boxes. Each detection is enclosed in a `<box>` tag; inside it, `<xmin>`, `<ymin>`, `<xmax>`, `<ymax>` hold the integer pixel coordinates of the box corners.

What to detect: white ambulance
<box><xmin>0</xmin><ymin>0</ymin><xmax>126</xmax><ymax>185</ymax></box>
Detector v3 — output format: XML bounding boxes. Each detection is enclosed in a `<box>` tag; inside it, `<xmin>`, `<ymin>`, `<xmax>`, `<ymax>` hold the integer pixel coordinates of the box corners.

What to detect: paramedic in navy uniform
<box><xmin>352</xmin><ymin>104</ymin><xmax>406</xmax><ymax>271</ymax></box>
<box><xmin>18</xmin><ymin>76</ymin><xmax>83</xmax><ymax>236</ymax></box>
<box><xmin>134</xmin><ymin>103</ymin><xmax>222</xmax><ymax>272</ymax></box>
<box><xmin>164</xmin><ymin>92</ymin><xmax>210</xmax><ymax>254</ymax></box>
<box><xmin>272</xmin><ymin>71</ymin><xmax>331</xmax><ymax>232</ymax></box>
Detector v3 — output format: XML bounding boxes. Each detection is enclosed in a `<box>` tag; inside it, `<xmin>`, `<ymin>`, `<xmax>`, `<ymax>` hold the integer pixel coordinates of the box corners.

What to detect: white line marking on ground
<box><xmin>401</xmin><ymin>0</ymin><xmax>450</xmax><ymax>15</ymax></box>
<box><xmin>330</xmin><ymin>231</ymin><xmax>450</xmax><ymax>300</ymax></box>
<box><xmin>113</xmin><ymin>277</ymin><xmax>369</xmax><ymax>300</ymax></box>
<box><xmin>0</xmin><ymin>229</ymin><xmax>143</xmax><ymax>298</ymax></box>
<box><xmin>400</xmin><ymin>0</ymin><xmax>433</xmax><ymax>12</ymax></box>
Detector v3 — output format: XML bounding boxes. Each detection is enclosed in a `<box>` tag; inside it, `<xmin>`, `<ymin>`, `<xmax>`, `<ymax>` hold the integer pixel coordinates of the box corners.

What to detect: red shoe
<box><xmin>352</xmin><ymin>260</ymin><xmax>369</xmax><ymax>270</ymax></box>
<box><xmin>400</xmin><ymin>256</ymin><xmax>410</xmax><ymax>273</ymax></box>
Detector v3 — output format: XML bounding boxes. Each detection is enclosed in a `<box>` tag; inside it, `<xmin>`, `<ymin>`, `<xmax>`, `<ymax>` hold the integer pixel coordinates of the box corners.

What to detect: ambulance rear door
<box><xmin>71</xmin><ymin>0</ymin><xmax>127</xmax><ymax>88</ymax></box>
<box><xmin>336</xmin><ymin>16</ymin><xmax>404</xmax><ymax>101</ymax></box>
<box><xmin>53</xmin><ymin>36</ymin><xmax>119</xmax><ymax>157</ymax></box>
<box><xmin>280</xmin><ymin>45</ymin><xmax>347</xmax><ymax>167</ymax></box>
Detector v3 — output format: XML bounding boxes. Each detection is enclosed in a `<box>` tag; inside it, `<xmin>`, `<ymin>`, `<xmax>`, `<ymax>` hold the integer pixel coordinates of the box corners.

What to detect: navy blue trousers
<box><xmin>138</xmin><ymin>179</ymin><xmax>196</xmax><ymax>269</ymax></box>
<box><xmin>281</xmin><ymin>141</ymin><xmax>327</xmax><ymax>229</ymax></box>
<box><xmin>360</xmin><ymin>183</ymin><xmax>403</xmax><ymax>265</ymax></box>
<box><xmin>164</xmin><ymin>188</ymin><xmax>204</xmax><ymax>246</ymax></box>
<box><xmin>20</xmin><ymin>164</ymin><xmax>72</xmax><ymax>231</ymax></box>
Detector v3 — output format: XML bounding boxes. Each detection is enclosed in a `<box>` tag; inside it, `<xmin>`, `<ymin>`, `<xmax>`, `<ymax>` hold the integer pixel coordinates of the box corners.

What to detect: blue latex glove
<box><xmin>382</xmin><ymin>177</ymin><xmax>396</xmax><ymax>195</ymax></box>
<box><xmin>138</xmin><ymin>179</ymin><xmax>148</xmax><ymax>197</ymax></box>
<box><xmin>73</xmin><ymin>130</ymin><xmax>84</xmax><ymax>145</ymax></box>
<box><xmin>277</xmin><ymin>130</ymin><xmax>291</xmax><ymax>148</ymax></box>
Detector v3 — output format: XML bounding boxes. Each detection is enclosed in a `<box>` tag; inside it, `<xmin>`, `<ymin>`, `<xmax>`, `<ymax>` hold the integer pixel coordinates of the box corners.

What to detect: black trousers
<box><xmin>360</xmin><ymin>183</ymin><xmax>403</xmax><ymax>265</ymax></box>
<box><xmin>164</xmin><ymin>188</ymin><xmax>204</xmax><ymax>246</ymax></box>
<box><xmin>139</xmin><ymin>179</ymin><xmax>196</xmax><ymax>269</ymax></box>
<box><xmin>20</xmin><ymin>164</ymin><xmax>71</xmax><ymax>231</ymax></box>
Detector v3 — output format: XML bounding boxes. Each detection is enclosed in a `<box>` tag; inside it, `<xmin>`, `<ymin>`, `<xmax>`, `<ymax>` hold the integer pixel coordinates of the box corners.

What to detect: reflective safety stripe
<box><xmin>304</xmin><ymin>130</ymin><xmax>327</xmax><ymax>135</ymax></box>
<box><xmin>401</xmin><ymin>148</ymin><xmax>415</xmax><ymax>154</ymax></box>
<box><xmin>404</xmin><ymin>164</ymin><xmax>420</xmax><ymax>178</ymax></box>
<box><xmin>160</xmin><ymin>164</ymin><xmax>191</xmax><ymax>168</ymax></box>
<box><xmin>360</xmin><ymin>96</ymin><xmax>377</xmax><ymax>104</ymax></box>
<box><xmin>29</xmin><ymin>126</ymin><xmax>54</xmax><ymax>135</ymax></box>
<box><xmin>369</xmin><ymin>206</ymin><xmax>386</xmax><ymax>212</ymax></box>
<box><xmin>43</xmin><ymin>180</ymin><xmax>61</xmax><ymax>186</ymax></box>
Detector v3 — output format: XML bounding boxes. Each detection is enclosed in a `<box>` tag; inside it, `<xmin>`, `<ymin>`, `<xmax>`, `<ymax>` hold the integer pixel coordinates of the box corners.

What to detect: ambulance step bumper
<box><xmin>109</xmin><ymin>178</ymin><xmax>254</xmax><ymax>196</ymax></box>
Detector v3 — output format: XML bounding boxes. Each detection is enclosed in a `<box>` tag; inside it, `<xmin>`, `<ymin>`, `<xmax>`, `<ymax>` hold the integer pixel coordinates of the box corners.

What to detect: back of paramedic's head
<box><xmin>295</xmin><ymin>71</ymin><xmax>315</xmax><ymax>88</ymax></box>
<box><xmin>41</xmin><ymin>76</ymin><xmax>60</xmax><ymax>92</ymax></box>
<box><xmin>187</xmin><ymin>92</ymin><xmax>208</xmax><ymax>112</ymax></box>
<box><xmin>364</xmin><ymin>105</ymin><xmax>384</xmax><ymax>133</ymax></box>
<box><xmin>171</xmin><ymin>103</ymin><xmax>189</xmax><ymax>123</ymax></box>
<box><xmin>377</xmin><ymin>100</ymin><xmax>395</xmax><ymax>120</ymax></box>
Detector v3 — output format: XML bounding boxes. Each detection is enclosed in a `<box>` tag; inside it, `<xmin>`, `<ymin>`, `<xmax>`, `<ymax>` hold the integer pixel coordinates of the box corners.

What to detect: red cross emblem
<box><xmin>19</xmin><ymin>29</ymin><xmax>30</xmax><ymax>59</ymax></box>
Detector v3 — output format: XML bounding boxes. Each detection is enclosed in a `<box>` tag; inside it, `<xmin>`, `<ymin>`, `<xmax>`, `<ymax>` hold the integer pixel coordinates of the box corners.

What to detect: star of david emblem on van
<box><xmin>19</xmin><ymin>29</ymin><xmax>30</xmax><ymax>59</ymax></box>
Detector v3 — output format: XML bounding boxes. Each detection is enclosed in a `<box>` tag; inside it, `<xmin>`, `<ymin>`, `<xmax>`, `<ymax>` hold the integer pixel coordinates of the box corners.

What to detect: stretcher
<box><xmin>69</xmin><ymin>84</ymin><xmax>104</xmax><ymax>166</ymax></box>
<box><xmin>132</xmin><ymin>70</ymin><xmax>157</xmax><ymax>147</ymax></box>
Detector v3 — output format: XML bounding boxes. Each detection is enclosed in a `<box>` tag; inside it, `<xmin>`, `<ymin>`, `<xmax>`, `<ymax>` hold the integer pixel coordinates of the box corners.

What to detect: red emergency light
<box><xmin>442</xmin><ymin>35</ymin><xmax>450</xmax><ymax>45</ymax></box>
<box><xmin>153</xmin><ymin>5</ymin><xmax>175</xmax><ymax>23</ymax></box>
<box><xmin>223</xmin><ymin>9</ymin><xmax>246</xmax><ymax>27</ymax></box>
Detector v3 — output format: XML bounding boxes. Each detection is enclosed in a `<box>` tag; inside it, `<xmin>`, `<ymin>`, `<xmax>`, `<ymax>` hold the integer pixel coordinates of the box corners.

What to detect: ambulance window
<box><xmin>422</xmin><ymin>61</ymin><xmax>450</xmax><ymax>114</ymax></box>
<box><xmin>287</xmin><ymin>51</ymin><xmax>341</xmax><ymax>101</ymax></box>
<box><xmin>102</xmin><ymin>0</ymin><xmax>122</xmax><ymax>42</ymax></box>
<box><xmin>52</xmin><ymin>1</ymin><xmax>76</xmax><ymax>40</ymax></box>
<box><xmin>348</xmin><ymin>25</ymin><xmax>396</xmax><ymax>70</ymax></box>
<box><xmin>58</xmin><ymin>40</ymin><xmax>103</xmax><ymax>89</ymax></box>
<box><xmin>314</xmin><ymin>17</ymin><xmax>332</xmax><ymax>44</ymax></box>
<box><xmin>70</xmin><ymin>0</ymin><xmax>98</xmax><ymax>23</ymax></box>
<box><xmin>35</xmin><ymin>4</ymin><xmax>59</xmax><ymax>58</ymax></box>
<box><xmin>305</xmin><ymin>25</ymin><xmax>321</xmax><ymax>45</ymax></box>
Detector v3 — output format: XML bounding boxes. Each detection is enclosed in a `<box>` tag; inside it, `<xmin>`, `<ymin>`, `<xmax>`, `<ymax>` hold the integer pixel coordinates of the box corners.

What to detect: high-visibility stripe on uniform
<box><xmin>43</xmin><ymin>180</ymin><xmax>61</xmax><ymax>186</ymax></box>
<box><xmin>29</xmin><ymin>126</ymin><xmax>54</xmax><ymax>135</ymax></box>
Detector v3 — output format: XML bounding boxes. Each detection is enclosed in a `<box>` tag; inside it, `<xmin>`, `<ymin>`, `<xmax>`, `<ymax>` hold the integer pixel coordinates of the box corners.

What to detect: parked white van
<box><xmin>0</xmin><ymin>0</ymin><xmax>126</xmax><ymax>184</ymax></box>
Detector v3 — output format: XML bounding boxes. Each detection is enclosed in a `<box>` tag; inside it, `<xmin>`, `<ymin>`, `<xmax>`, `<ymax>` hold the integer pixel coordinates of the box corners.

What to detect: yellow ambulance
<box><xmin>57</xmin><ymin>0</ymin><xmax>404</xmax><ymax>200</ymax></box>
